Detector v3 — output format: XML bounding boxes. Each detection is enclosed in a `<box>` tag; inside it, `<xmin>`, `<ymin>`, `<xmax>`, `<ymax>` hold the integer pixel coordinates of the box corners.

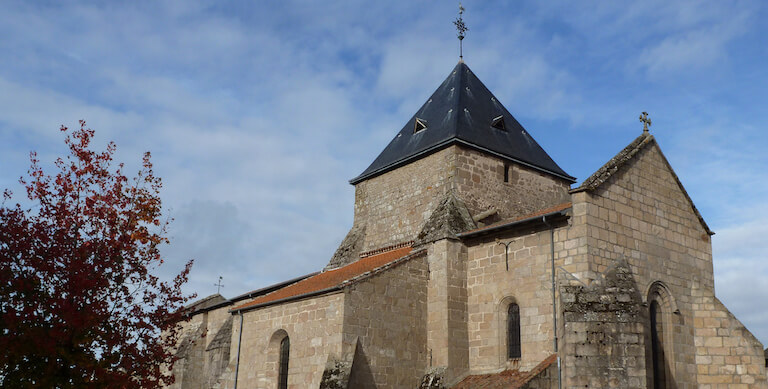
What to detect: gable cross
<box><xmin>454</xmin><ymin>3</ymin><xmax>468</xmax><ymax>60</ymax></box>
<box><xmin>214</xmin><ymin>276</ymin><xmax>224</xmax><ymax>294</ymax></box>
<box><xmin>639</xmin><ymin>111</ymin><xmax>652</xmax><ymax>133</ymax></box>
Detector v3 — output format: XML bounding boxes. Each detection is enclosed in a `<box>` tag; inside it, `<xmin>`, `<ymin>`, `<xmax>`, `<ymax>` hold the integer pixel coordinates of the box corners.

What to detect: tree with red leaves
<box><xmin>0</xmin><ymin>121</ymin><xmax>194</xmax><ymax>388</ymax></box>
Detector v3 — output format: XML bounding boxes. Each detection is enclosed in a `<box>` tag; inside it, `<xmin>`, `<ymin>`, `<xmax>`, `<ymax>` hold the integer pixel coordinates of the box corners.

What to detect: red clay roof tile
<box><xmin>452</xmin><ymin>354</ymin><xmax>557</xmax><ymax>389</ymax></box>
<box><xmin>231</xmin><ymin>246</ymin><xmax>413</xmax><ymax>312</ymax></box>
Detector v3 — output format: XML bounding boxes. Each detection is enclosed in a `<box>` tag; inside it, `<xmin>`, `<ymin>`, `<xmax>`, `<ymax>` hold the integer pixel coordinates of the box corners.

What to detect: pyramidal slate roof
<box><xmin>350</xmin><ymin>61</ymin><xmax>575</xmax><ymax>184</ymax></box>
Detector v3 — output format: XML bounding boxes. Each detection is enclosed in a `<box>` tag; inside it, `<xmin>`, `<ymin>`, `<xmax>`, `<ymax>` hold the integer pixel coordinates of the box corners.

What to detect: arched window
<box><xmin>646</xmin><ymin>281</ymin><xmax>676</xmax><ymax>389</ymax></box>
<box><xmin>278</xmin><ymin>336</ymin><xmax>290</xmax><ymax>389</ymax></box>
<box><xmin>507</xmin><ymin>303</ymin><xmax>521</xmax><ymax>359</ymax></box>
<box><xmin>649</xmin><ymin>300</ymin><xmax>666</xmax><ymax>389</ymax></box>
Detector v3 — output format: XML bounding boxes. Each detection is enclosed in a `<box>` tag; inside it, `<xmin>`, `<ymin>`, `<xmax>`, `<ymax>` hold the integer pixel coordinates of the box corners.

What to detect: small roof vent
<box><xmin>491</xmin><ymin>115</ymin><xmax>506</xmax><ymax>131</ymax></box>
<box><xmin>414</xmin><ymin>118</ymin><xmax>428</xmax><ymax>133</ymax></box>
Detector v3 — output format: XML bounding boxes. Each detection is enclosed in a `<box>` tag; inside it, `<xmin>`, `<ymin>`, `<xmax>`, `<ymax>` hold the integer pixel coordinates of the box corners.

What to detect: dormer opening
<box><xmin>414</xmin><ymin>118</ymin><xmax>428</xmax><ymax>133</ymax></box>
<box><xmin>491</xmin><ymin>115</ymin><xmax>506</xmax><ymax>131</ymax></box>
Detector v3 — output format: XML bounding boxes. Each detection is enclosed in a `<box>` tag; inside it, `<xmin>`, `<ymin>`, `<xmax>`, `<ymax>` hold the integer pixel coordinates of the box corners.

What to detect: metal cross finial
<box><xmin>454</xmin><ymin>3</ymin><xmax>468</xmax><ymax>60</ymax></box>
<box><xmin>639</xmin><ymin>111</ymin><xmax>652</xmax><ymax>133</ymax></box>
<box><xmin>214</xmin><ymin>276</ymin><xmax>224</xmax><ymax>294</ymax></box>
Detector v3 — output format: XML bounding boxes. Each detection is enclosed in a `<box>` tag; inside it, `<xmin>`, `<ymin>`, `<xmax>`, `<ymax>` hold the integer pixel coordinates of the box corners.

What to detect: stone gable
<box><xmin>166</xmin><ymin>65</ymin><xmax>766</xmax><ymax>389</ymax></box>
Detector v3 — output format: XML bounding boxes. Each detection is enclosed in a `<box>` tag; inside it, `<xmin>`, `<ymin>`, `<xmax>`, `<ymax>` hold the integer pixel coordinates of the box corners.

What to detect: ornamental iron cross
<box><xmin>214</xmin><ymin>276</ymin><xmax>224</xmax><ymax>294</ymax></box>
<box><xmin>639</xmin><ymin>112</ymin><xmax>652</xmax><ymax>133</ymax></box>
<box><xmin>454</xmin><ymin>3</ymin><xmax>468</xmax><ymax>58</ymax></box>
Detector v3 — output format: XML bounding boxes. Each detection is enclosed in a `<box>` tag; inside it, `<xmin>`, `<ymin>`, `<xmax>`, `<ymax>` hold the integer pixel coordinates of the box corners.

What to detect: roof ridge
<box><xmin>359</xmin><ymin>240</ymin><xmax>414</xmax><ymax>258</ymax></box>
<box><xmin>230</xmin><ymin>246</ymin><xmax>419</xmax><ymax>313</ymax></box>
<box><xmin>571</xmin><ymin>133</ymin><xmax>653</xmax><ymax>193</ymax></box>
<box><xmin>340</xmin><ymin>248</ymin><xmax>427</xmax><ymax>289</ymax></box>
<box><xmin>571</xmin><ymin>133</ymin><xmax>713</xmax><ymax>235</ymax></box>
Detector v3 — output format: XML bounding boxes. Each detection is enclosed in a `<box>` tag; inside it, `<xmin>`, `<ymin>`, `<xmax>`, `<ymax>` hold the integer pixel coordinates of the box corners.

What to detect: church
<box><xmin>166</xmin><ymin>58</ymin><xmax>767</xmax><ymax>388</ymax></box>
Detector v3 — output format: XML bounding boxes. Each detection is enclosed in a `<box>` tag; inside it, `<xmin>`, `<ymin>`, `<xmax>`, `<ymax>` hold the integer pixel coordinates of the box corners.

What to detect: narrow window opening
<box><xmin>503</xmin><ymin>163</ymin><xmax>510</xmax><ymax>183</ymax></box>
<box><xmin>414</xmin><ymin>118</ymin><xmax>427</xmax><ymax>133</ymax></box>
<box><xmin>507</xmin><ymin>303</ymin><xmax>521</xmax><ymax>359</ymax></box>
<box><xmin>492</xmin><ymin>115</ymin><xmax>506</xmax><ymax>131</ymax></box>
<box><xmin>650</xmin><ymin>301</ymin><xmax>666</xmax><ymax>389</ymax></box>
<box><xmin>278</xmin><ymin>336</ymin><xmax>290</xmax><ymax>389</ymax></box>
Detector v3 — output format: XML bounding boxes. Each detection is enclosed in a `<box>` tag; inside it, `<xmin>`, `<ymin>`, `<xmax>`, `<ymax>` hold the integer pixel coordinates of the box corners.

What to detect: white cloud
<box><xmin>1</xmin><ymin>0</ymin><xmax>767</xmax><ymax>346</ymax></box>
<box><xmin>713</xmin><ymin>218</ymin><xmax>768</xmax><ymax>346</ymax></box>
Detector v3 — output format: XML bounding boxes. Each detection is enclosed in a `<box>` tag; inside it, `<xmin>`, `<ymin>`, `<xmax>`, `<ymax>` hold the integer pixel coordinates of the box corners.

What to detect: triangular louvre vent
<box><xmin>349</xmin><ymin>62</ymin><xmax>575</xmax><ymax>184</ymax></box>
<box><xmin>414</xmin><ymin>118</ymin><xmax>428</xmax><ymax>133</ymax></box>
<box><xmin>491</xmin><ymin>115</ymin><xmax>506</xmax><ymax>131</ymax></box>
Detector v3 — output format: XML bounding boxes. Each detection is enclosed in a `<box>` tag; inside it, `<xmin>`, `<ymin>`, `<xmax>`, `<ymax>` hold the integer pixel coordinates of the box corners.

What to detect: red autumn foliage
<box><xmin>0</xmin><ymin>121</ymin><xmax>194</xmax><ymax>388</ymax></box>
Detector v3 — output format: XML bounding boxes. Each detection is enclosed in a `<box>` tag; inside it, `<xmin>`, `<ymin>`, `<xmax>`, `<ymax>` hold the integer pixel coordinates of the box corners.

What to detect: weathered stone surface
<box><xmin>319</xmin><ymin>357</ymin><xmax>351</xmax><ymax>389</ymax></box>
<box><xmin>414</xmin><ymin>192</ymin><xmax>475</xmax><ymax>247</ymax></box>
<box><xmin>205</xmin><ymin>316</ymin><xmax>233</xmax><ymax>352</ymax></box>
<box><xmin>166</xmin><ymin>115</ymin><xmax>767</xmax><ymax>389</ymax></box>
<box><xmin>419</xmin><ymin>367</ymin><xmax>446</xmax><ymax>389</ymax></box>
<box><xmin>342</xmin><ymin>251</ymin><xmax>430</xmax><ymax>388</ymax></box>
<box><xmin>204</xmin><ymin>316</ymin><xmax>232</xmax><ymax>389</ymax></box>
<box><xmin>326</xmin><ymin>224</ymin><xmax>366</xmax><ymax>269</ymax></box>
<box><xmin>560</xmin><ymin>259</ymin><xmax>646</xmax><ymax>389</ymax></box>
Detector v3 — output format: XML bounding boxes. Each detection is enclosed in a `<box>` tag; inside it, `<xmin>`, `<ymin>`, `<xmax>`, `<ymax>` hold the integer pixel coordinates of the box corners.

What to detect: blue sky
<box><xmin>1</xmin><ymin>1</ymin><xmax>767</xmax><ymax>345</ymax></box>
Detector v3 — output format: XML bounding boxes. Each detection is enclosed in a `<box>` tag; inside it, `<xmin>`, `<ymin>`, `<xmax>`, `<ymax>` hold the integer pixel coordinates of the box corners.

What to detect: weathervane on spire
<box><xmin>454</xmin><ymin>3</ymin><xmax>468</xmax><ymax>60</ymax></box>
<box><xmin>639</xmin><ymin>111</ymin><xmax>652</xmax><ymax>133</ymax></box>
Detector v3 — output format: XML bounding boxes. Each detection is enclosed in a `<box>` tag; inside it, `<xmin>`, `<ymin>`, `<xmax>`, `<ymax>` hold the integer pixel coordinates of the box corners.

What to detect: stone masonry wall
<box><xmin>692</xmin><ymin>290</ymin><xmax>767</xmax><ymax>387</ymax></box>
<box><xmin>169</xmin><ymin>313</ymin><xmax>208</xmax><ymax>389</ymax></box>
<box><xmin>454</xmin><ymin>146</ymin><xmax>571</xmax><ymax>223</ymax></box>
<box><xmin>203</xmin><ymin>307</ymin><xmax>233</xmax><ymax>388</ymax></box>
<box><xmin>350</xmin><ymin>145</ymin><xmax>571</xmax><ymax>253</ymax></box>
<box><xmin>342</xmin><ymin>253</ymin><xmax>430</xmax><ymax>388</ymax></box>
<box><xmin>464</xmin><ymin>221</ymin><xmax>570</xmax><ymax>373</ymax></box>
<box><xmin>577</xmin><ymin>143</ymin><xmax>709</xmax><ymax>388</ymax></box>
<box><xmin>560</xmin><ymin>259</ymin><xmax>647</xmax><ymax>389</ymax></box>
<box><xmin>581</xmin><ymin>143</ymin><xmax>713</xmax><ymax>288</ymax></box>
<box><xmin>353</xmin><ymin>147</ymin><xmax>456</xmax><ymax>251</ymax></box>
<box><xmin>577</xmin><ymin>140</ymin><xmax>765</xmax><ymax>387</ymax></box>
<box><xmin>426</xmin><ymin>239</ymin><xmax>469</xmax><ymax>384</ymax></box>
<box><xmin>219</xmin><ymin>293</ymin><xmax>345</xmax><ymax>389</ymax></box>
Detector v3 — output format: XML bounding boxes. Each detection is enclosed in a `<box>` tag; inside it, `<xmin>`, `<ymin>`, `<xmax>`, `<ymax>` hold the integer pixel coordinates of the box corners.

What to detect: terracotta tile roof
<box><xmin>452</xmin><ymin>354</ymin><xmax>557</xmax><ymax>389</ymax></box>
<box><xmin>460</xmin><ymin>202</ymin><xmax>572</xmax><ymax>236</ymax></box>
<box><xmin>231</xmin><ymin>246</ymin><xmax>414</xmax><ymax>312</ymax></box>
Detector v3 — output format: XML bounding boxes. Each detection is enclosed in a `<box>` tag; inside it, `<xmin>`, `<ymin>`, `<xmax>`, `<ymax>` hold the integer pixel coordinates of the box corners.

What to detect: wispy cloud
<box><xmin>1</xmin><ymin>0</ymin><xmax>767</xmax><ymax>346</ymax></box>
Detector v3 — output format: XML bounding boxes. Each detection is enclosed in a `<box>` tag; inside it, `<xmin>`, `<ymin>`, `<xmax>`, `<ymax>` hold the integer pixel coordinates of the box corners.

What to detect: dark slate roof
<box><xmin>350</xmin><ymin>61</ymin><xmax>575</xmax><ymax>184</ymax></box>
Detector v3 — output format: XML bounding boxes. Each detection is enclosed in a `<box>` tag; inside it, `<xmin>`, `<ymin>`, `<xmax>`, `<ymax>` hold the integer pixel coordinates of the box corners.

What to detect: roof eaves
<box><xmin>454</xmin><ymin>139</ymin><xmax>576</xmax><ymax>182</ymax></box>
<box><xmin>457</xmin><ymin>206</ymin><xmax>571</xmax><ymax>239</ymax></box>
<box><xmin>228</xmin><ymin>272</ymin><xmax>319</xmax><ymax>302</ymax></box>
<box><xmin>349</xmin><ymin>139</ymin><xmax>455</xmax><ymax>184</ymax></box>
<box><xmin>228</xmin><ymin>248</ymin><xmax>427</xmax><ymax>314</ymax></box>
<box><xmin>338</xmin><ymin>248</ymin><xmax>427</xmax><ymax>289</ymax></box>
<box><xmin>229</xmin><ymin>286</ymin><xmax>343</xmax><ymax>314</ymax></box>
<box><xmin>571</xmin><ymin>133</ymin><xmax>652</xmax><ymax>193</ymax></box>
<box><xmin>349</xmin><ymin>138</ymin><xmax>576</xmax><ymax>185</ymax></box>
<box><xmin>651</xmin><ymin>142</ymin><xmax>714</xmax><ymax>236</ymax></box>
<box><xmin>571</xmin><ymin>133</ymin><xmax>713</xmax><ymax>236</ymax></box>
<box><xmin>186</xmin><ymin>272</ymin><xmax>319</xmax><ymax>317</ymax></box>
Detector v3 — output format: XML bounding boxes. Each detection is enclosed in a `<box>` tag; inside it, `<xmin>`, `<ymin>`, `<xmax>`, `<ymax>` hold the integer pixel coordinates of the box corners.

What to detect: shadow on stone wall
<box><xmin>319</xmin><ymin>339</ymin><xmax>375</xmax><ymax>389</ymax></box>
<box><xmin>560</xmin><ymin>258</ymin><xmax>677</xmax><ymax>388</ymax></box>
<box><xmin>348</xmin><ymin>340</ymin><xmax>375</xmax><ymax>389</ymax></box>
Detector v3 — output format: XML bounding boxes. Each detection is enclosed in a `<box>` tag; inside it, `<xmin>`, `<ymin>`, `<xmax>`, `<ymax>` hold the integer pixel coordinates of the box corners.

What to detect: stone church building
<box><xmin>167</xmin><ymin>61</ymin><xmax>767</xmax><ymax>388</ymax></box>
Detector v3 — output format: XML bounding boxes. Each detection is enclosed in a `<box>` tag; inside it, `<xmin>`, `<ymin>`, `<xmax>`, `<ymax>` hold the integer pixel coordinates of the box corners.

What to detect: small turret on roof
<box><xmin>350</xmin><ymin>62</ymin><xmax>575</xmax><ymax>184</ymax></box>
